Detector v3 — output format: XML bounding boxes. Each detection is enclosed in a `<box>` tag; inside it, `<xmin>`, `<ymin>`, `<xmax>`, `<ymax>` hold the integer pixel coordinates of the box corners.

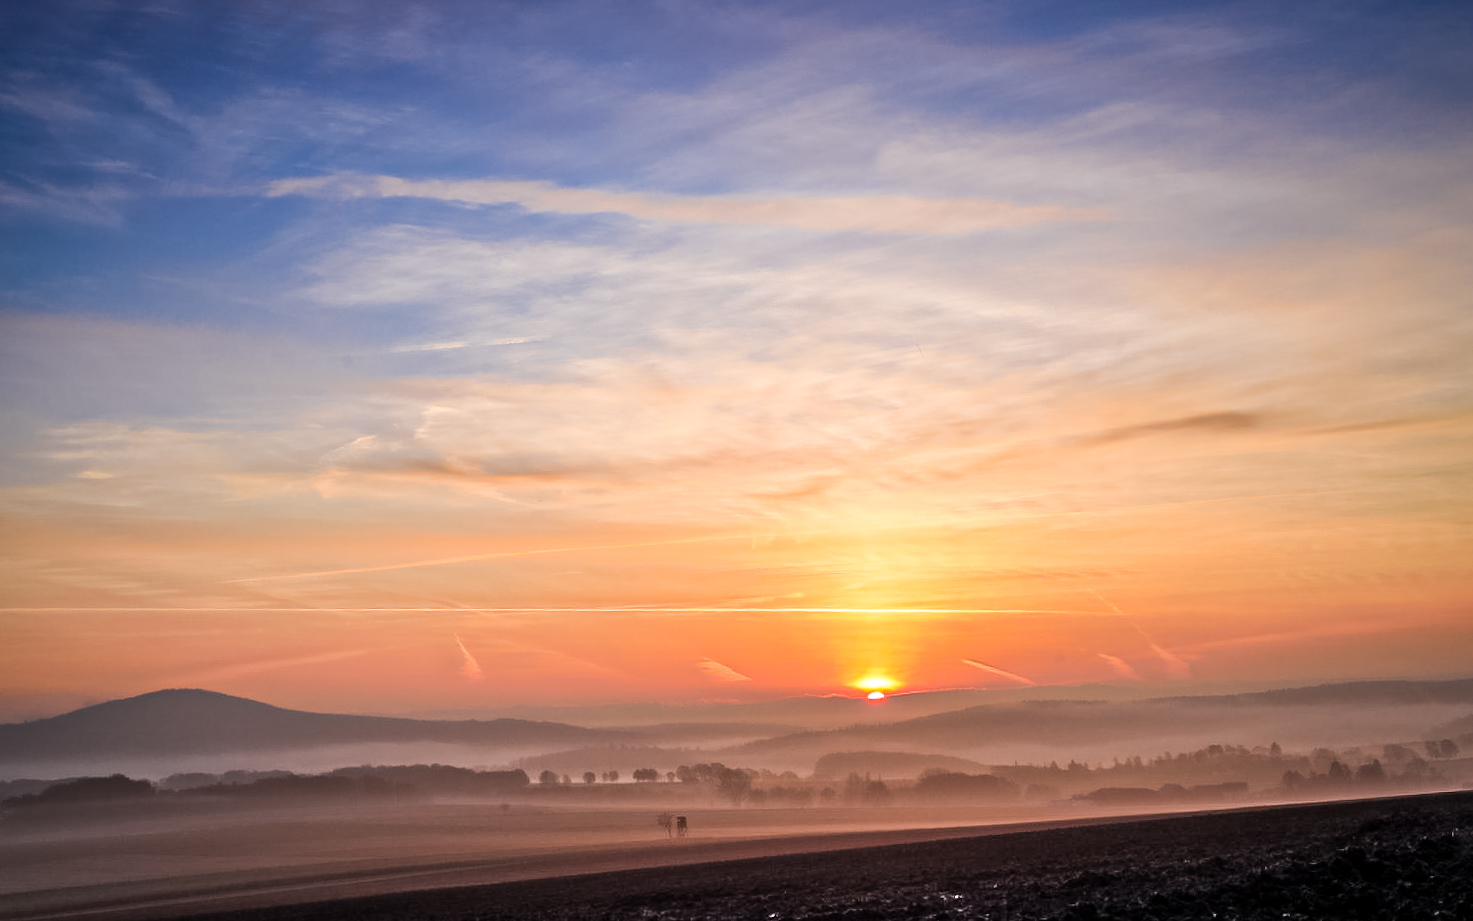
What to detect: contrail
<box><xmin>475</xmin><ymin>606</ymin><xmax>1106</xmax><ymax>616</ymax></box>
<box><xmin>1</xmin><ymin>605</ymin><xmax>1110</xmax><ymax>615</ymax></box>
<box><xmin>225</xmin><ymin>488</ymin><xmax>1341</xmax><ymax>585</ymax></box>
<box><xmin>961</xmin><ymin>659</ymin><xmax>1037</xmax><ymax>685</ymax></box>
<box><xmin>1179</xmin><ymin>619</ymin><xmax>1391</xmax><ymax>653</ymax></box>
<box><xmin>1097</xmin><ymin>653</ymin><xmax>1141</xmax><ymax>681</ymax></box>
<box><xmin>454</xmin><ymin>633</ymin><xmax>484</xmax><ymax>680</ymax></box>
<box><xmin>176</xmin><ymin>649</ymin><xmax>370</xmax><ymax>683</ymax></box>
<box><xmin>1143</xmin><ymin>638</ymin><xmax>1192</xmax><ymax>678</ymax></box>
<box><xmin>224</xmin><ymin>534</ymin><xmax>751</xmax><ymax>583</ymax></box>
<box><xmin>697</xmin><ymin>658</ymin><xmax>751</xmax><ymax>682</ymax></box>
<box><xmin>1090</xmin><ymin>589</ymin><xmax>1192</xmax><ymax>677</ymax></box>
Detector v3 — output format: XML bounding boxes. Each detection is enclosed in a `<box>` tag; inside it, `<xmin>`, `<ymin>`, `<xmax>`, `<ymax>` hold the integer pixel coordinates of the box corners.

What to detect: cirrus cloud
<box><xmin>267</xmin><ymin>173</ymin><xmax>1110</xmax><ymax>234</ymax></box>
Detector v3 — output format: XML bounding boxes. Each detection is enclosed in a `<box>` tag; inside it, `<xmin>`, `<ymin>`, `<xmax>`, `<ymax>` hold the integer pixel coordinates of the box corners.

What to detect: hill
<box><xmin>0</xmin><ymin>689</ymin><xmax>623</xmax><ymax>761</ymax></box>
<box><xmin>1169</xmin><ymin>678</ymin><xmax>1473</xmax><ymax>707</ymax></box>
<box><xmin>726</xmin><ymin>678</ymin><xmax>1473</xmax><ymax>770</ymax></box>
<box><xmin>4</xmin><ymin>678</ymin><xmax>1471</xmax><ymax>778</ymax></box>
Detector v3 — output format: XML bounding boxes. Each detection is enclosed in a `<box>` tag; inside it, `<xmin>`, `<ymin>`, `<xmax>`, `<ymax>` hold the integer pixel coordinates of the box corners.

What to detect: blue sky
<box><xmin>1</xmin><ymin>1</ymin><xmax>1471</xmax><ymax>716</ymax></box>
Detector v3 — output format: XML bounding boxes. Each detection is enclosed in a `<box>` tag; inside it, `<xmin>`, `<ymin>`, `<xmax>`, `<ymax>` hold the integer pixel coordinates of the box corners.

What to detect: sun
<box><xmin>867</xmin><ymin>691</ymin><xmax>886</xmax><ymax>700</ymax></box>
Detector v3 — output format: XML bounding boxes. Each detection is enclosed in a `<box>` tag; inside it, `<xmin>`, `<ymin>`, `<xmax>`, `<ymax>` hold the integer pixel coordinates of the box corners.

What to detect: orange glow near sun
<box><xmin>854</xmin><ymin>674</ymin><xmax>899</xmax><ymax>693</ymax></box>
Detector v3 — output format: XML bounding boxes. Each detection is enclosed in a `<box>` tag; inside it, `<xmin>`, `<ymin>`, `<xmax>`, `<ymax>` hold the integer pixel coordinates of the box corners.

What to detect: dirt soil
<box><xmin>153</xmin><ymin>790</ymin><xmax>1473</xmax><ymax>921</ymax></box>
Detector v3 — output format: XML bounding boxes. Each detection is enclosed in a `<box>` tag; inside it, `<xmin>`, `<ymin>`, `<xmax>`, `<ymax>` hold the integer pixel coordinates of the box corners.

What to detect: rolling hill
<box><xmin>0</xmin><ymin>688</ymin><xmax>624</xmax><ymax>761</ymax></box>
<box><xmin>723</xmin><ymin>678</ymin><xmax>1473</xmax><ymax>771</ymax></box>
<box><xmin>4</xmin><ymin>679</ymin><xmax>1471</xmax><ymax>778</ymax></box>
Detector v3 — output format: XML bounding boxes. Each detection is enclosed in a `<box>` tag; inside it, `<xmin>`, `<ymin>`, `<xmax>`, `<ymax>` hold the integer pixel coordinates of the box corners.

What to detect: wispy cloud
<box><xmin>0</xmin><ymin>179</ymin><xmax>134</xmax><ymax>225</ymax></box>
<box><xmin>1178</xmin><ymin>620</ymin><xmax>1399</xmax><ymax>655</ymax></box>
<box><xmin>178</xmin><ymin>649</ymin><xmax>371</xmax><ymax>684</ymax></box>
<box><xmin>3</xmin><ymin>1</ymin><xmax>1470</xmax><ymax>711</ymax></box>
<box><xmin>269</xmin><ymin>174</ymin><xmax>1110</xmax><ymax>234</ymax></box>
<box><xmin>386</xmin><ymin>336</ymin><xmax>544</xmax><ymax>354</ymax></box>
<box><xmin>226</xmin><ymin>532</ymin><xmax>757</xmax><ymax>584</ymax></box>
<box><xmin>1083</xmin><ymin>412</ymin><xmax>1261</xmax><ymax>447</ymax></box>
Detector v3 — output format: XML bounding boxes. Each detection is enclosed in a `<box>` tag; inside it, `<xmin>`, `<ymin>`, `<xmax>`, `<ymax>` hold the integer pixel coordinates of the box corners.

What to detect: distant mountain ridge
<box><xmin>0</xmin><ymin>688</ymin><xmax>624</xmax><ymax>760</ymax></box>
<box><xmin>726</xmin><ymin>677</ymin><xmax>1473</xmax><ymax>767</ymax></box>
<box><xmin>3</xmin><ymin>678</ymin><xmax>1470</xmax><ymax>769</ymax></box>
<box><xmin>1161</xmin><ymin>678</ymin><xmax>1473</xmax><ymax>708</ymax></box>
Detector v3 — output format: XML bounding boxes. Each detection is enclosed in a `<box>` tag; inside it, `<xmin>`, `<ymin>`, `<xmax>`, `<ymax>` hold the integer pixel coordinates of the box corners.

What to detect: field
<box><xmin>2</xmin><ymin>791</ymin><xmax>1471</xmax><ymax>920</ymax></box>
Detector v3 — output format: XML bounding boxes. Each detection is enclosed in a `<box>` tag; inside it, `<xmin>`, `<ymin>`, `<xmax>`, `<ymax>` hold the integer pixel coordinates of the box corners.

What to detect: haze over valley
<box><xmin>4</xmin><ymin>678</ymin><xmax>1471</xmax><ymax>919</ymax></box>
<box><xmin>6</xmin><ymin>678</ymin><xmax>1471</xmax><ymax>801</ymax></box>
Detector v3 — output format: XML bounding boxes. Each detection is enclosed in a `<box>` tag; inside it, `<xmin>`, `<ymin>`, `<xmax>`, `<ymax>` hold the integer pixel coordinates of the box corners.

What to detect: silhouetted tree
<box><xmin>221</xmin><ymin>770</ymin><xmax>293</xmax><ymax>785</ymax></box>
<box><xmin>160</xmin><ymin>772</ymin><xmax>219</xmax><ymax>791</ymax></box>
<box><xmin>1383</xmin><ymin>744</ymin><xmax>1416</xmax><ymax>764</ymax></box>
<box><xmin>583</xmin><ymin>772</ymin><xmax>597</xmax><ymax>785</ymax></box>
<box><xmin>719</xmin><ymin>768</ymin><xmax>752</xmax><ymax>804</ymax></box>
<box><xmin>1402</xmin><ymin>756</ymin><xmax>1432</xmax><ymax>779</ymax></box>
<box><xmin>1355</xmin><ymin>760</ymin><xmax>1386</xmax><ymax>784</ymax></box>
<box><xmin>538</xmin><ymin>769</ymin><xmax>559</xmax><ymax>786</ymax></box>
<box><xmin>327</xmin><ymin>765</ymin><xmax>527</xmax><ymax>794</ymax></box>
<box><xmin>1426</xmin><ymin>739</ymin><xmax>1460</xmax><ymax>760</ymax></box>
<box><xmin>4</xmin><ymin>774</ymin><xmax>153</xmax><ymax>808</ymax></box>
<box><xmin>632</xmin><ymin>768</ymin><xmax>659</xmax><ymax>783</ymax></box>
<box><xmin>673</xmin><ymin>762</ymin><xmax>753</xmax><ymax>803</ymax></box>
<box><xmin>188</xmin><ymin>774</ymin><xmax>413</xmax><ymax>800</ymax></box>
<box><xmin>914</xmin><ymin>770</ymin><xmax>1019</xmax><ymax>802</ymax></box>
<box><xmin>843</xmin><ymin>772</ymin><xmax>891</xmax><ymax>805</ymax></box>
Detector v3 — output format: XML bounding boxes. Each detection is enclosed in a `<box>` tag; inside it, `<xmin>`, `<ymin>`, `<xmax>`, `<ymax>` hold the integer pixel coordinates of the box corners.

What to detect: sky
<box><xmin>1</xmin><ymin>0</ymin><xmax>1470</xmax><ymax>721</ymax></box>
